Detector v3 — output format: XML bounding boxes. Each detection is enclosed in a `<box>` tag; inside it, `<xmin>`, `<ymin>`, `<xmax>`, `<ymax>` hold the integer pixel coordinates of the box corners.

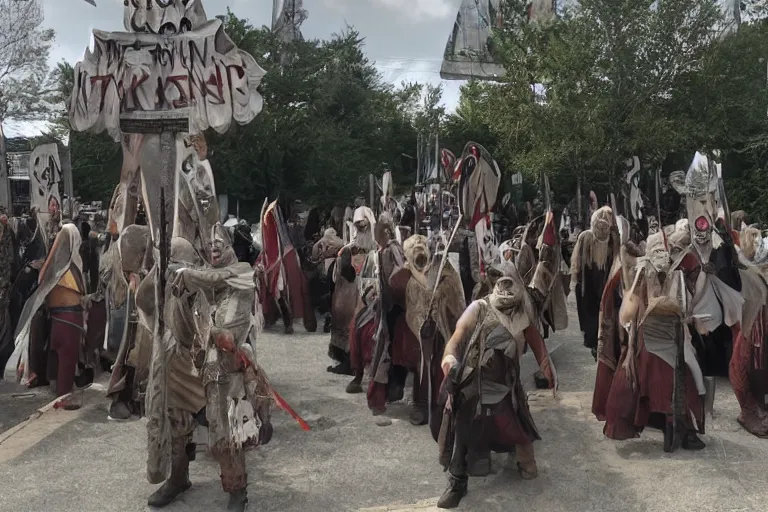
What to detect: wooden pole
<box><xmin>369</xmin><ymin>173</ymin><xmax>375</xmax><ymax>212</ymax></box>
<box><xmin>576</xmin><ymin>176</ymin><xmax>582</xmax><ymax>227</ymax></box>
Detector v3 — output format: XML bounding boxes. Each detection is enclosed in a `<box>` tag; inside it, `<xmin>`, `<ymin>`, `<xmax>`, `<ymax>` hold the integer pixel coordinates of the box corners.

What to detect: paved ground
<box><xmin>0</xmin><ymin>380</ymin><xmax>58</xmax><ymax>435</ymax></box>
<box><xmin>1</xmin><ymin>299</ymin><xmax>767</xmax><ymax>512</ymax></box>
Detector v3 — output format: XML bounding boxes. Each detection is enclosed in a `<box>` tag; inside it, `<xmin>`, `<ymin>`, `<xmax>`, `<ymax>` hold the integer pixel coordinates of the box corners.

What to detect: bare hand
<box><xmin>442</xmin><ymin>360</ymin><xmax>453</xmax><ymax>377</ymax></box>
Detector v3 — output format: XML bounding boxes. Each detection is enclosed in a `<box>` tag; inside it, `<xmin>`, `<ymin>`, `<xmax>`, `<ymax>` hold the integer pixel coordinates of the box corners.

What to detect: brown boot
<box><xmin>437</xmin><ymin>474</ymin><xmax>468</xmax><ymax>509</ymax></box>
<box><xmin>516</xmin><ymin>442</ymin><xmax>538</xmax><ymax>480</ymax></box>
<box><xmin>148</xmin><ymin>439</ymin><xmax>191</xmax><ymax>508</ymax></box>
<box><xmin>227</xmin><ymin>488</ymin><xmax>247</xmax><ymax>512</ymax></box>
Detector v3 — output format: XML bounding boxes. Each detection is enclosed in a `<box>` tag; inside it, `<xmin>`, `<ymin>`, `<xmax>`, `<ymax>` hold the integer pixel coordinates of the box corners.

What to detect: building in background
<box><xmin>0</xmin><ymin>135</ymin><xmax>72</xmax><ymax>217</ymax></box>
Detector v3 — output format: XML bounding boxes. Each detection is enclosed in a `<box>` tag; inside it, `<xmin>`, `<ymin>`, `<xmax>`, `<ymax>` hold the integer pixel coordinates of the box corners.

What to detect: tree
<box><xmin>207</xmin><ymin>13</ymin><xmax>428</xmax><ymax>219</ymax></box>
<box><xmin>449</xmin><ymin>0</ymin><xmax>724</xmax><ymax>200</ymax></box>
<box><xmin>0</xmin><ymin>0</ymin><xmax>55</xmax><ymax>123</ymax></box>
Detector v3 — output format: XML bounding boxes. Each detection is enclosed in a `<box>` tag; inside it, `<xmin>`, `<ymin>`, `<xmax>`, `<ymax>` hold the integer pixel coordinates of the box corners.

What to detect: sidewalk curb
<box><xmin>0</xmin><ymin>392</ymin><xmax>72</xmax><ymax>446</ymax></box>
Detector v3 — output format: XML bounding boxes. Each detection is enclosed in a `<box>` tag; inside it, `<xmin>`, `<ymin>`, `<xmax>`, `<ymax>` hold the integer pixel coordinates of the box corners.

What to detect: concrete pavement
<box><xmin>0</xmin><ymin>302</ymin><xmax>767</xmax><ymax>512</ymax></box>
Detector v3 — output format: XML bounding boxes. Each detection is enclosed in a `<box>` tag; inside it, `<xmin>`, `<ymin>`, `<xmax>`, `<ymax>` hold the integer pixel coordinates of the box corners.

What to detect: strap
<box><xmin>455</xmin><ymin>301</ymin><xmax>491</xmax><ymax>391</ymax></box>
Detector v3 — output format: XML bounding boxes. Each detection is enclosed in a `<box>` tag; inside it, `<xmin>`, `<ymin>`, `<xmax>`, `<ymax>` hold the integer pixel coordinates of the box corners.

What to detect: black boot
<box><xmin>278</xmin><ymin>298</ymin><xmax>294</xmax><ymax>334</ymax></box>
<box><xmin>323</xmin><ymin>315</ymin><xmax>332</xmax><ymax>333</ymax></box>
<box><xmin>147</xmin><ymin>480</ymin><xmax>190</xmax><ymax>508</ymax></box>
<box><xmin>437</xmin><ymin>474</ymin><xmax>468</xmax><ymax>509</ymax></box>
<box><xmin>409</xmin><ymin>405</ymin><xmax>428</xmax><ymax>426</ymax></box>
<box><xmin>346</xmin><ymin>377</ymin><xmax>363</xmax><ymax>394</ymax></box>
<box><xmin>682</xmin><ymin>431</ymin><xmax>706</xmax><ymax>450</ymax></box>
<box><xmin>327</xmin><ymin>354</ymin><xmax>354</xmax><ymax>376</ymax></box>
<box><xmin>148</xmin><ymin>440</ymin><xmax>191</xmax><ymax>508</ymax></box>
<box><xmin>387</xmin><ymin>383</ymin><xmax>405</xmax><ymax>403</ymax></box>
<box><xmin>227</xmin><ymin>489</ymin><xmax>248</xmax><ymax>512</ymax></box>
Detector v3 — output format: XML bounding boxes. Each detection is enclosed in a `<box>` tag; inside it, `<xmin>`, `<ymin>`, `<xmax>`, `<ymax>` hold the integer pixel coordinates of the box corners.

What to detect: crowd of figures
<box><xmin>1</xmin><ymin>142</ymin><xmax>767</xmax><ymax>510</ymax></box>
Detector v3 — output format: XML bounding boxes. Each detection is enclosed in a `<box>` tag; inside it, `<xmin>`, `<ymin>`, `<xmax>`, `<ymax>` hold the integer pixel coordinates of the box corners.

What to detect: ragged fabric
<box><xmin>5</xmin><ymin>224</ymin><xmax>83</xmax><ymax>382</ymax></box>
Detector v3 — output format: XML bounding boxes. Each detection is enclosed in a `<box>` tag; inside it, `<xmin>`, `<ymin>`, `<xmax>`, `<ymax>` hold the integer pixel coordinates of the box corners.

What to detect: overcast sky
<box><xmin>41</xmin><ymin>0</ymin><xmax>465</xmax><ymax>101</ymax></box>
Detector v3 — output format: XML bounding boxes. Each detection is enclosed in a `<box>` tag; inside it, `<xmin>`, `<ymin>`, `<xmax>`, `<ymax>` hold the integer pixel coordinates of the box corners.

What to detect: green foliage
<box><xmin>207</xmin><ymin>12</ymin><xmax>428</xmax><ymax>219</ymax></box>
<box><xmin>0</xmin><ymin>0</ymin><xmax>56</xmax><ymax>122</ymax></box>
<box><xmin>444</xmin><ymin>1</ymin><xmax>768</xmax><ymax>219</ymax></box>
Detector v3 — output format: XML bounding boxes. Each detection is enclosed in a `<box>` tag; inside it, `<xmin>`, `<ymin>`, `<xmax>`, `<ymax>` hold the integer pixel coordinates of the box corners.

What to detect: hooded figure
<box><xmin>354</xmin><ymin>212</ymin><xmax>417</xmax><ymax>414</ymax></box>
<box><xmin>105</xmin><ymin>224</ymin><xmax>154</xmax><ymax>420</ymax></box>
<box><xmin>257</xmin><ymin>200</ymin><xmax>317</xmax><ymax>334</ymax></box>
<box><xmin>595</xmin><ymin>231</ymin><xmax>707</xmax><ymax>451</ymax></box>
<box><xmin>683</xmin><ymin>153</ymin><xmax>743</xmax><ymax>378</ymax></box>
<box><xmin>311</xmin><ymin>228</ymin><xmax>345</xmax><ymax>333</ymax></box>
<box><xmin>570</xmin><ymin>206</ymin><xmax>618</xmax><ymax>359</ymax></box>
<box><xmin>732</xmin><ymin>224</ymin><xmax>768</xmax><ymax>437</ymax></box>
<box><xmin>143</xmin><ymin>134</ymin><xmax>274</xmax><ymax>512</ymax></box>
<box><xmin>5</xmin><ymin>224</ymin><xmax>87</xmax><ymax>408</ymax></box>
<box><xmin>433</xmin><ymin>264</ymin><xmax>556</xmax><ymax>509</ymax></box>
<box><xmin>389</xmin><ymin>234</ymin><xmax>466</xmax><ymax>426</ymax></box>
<box><xmin>327</xmin><ymin>206</ymin><xmax>378</xmax><ymax>375</ymax></box>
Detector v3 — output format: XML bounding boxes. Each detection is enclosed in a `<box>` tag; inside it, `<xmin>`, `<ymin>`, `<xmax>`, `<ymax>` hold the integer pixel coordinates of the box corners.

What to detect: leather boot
<box><xmin>227</xmin><ymin>489</ymin><xmax>248</xmax><ymax>512</ymax></box>
<box><xmin>148</xmin><ymin>440</ymin><xmax>191</xmax><ymax>508</ymax></box>
<box><xmin>410</xmin><ymin>375</ymin><xmax>428</xmax><ymax>426</ymax></box>
<box><xmin>437</xmin><ymin>474</ymin><xmax>468</xmax><ymax>509</ymax></box>
<box><xmin>409</xmin><ymin>405</ymin><xmax>428</xmax><ymax>426</ymax></box>
<box><xmin>323</xmin><ymin>315</ymin><xmax>332</xmax><ymax>333</ymax></box>
<box><xmin>346</xmin><ymin>377</ymin><xmax>363</xmax><ymax>394</ymax></box>
<box><xmin>278</xmin><ymin>298</ymin><xmax>294</xmax><ymax>334</ymax></box>
<box><xmin>387</xmin><ymin>383</ymin><xmax>405</xmax><ymax>403</ymax></box>
<box><xmin>682</xmin><ymin>431</ymin><xmax>706</xmax><ymax>450</ymax></box>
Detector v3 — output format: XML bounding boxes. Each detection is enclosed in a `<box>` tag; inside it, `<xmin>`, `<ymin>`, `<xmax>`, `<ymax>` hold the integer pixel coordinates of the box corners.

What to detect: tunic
<box><xmin>436</xmin><ymin>300</ymin><xmax>541</xmax><ymax>465</ymax></box>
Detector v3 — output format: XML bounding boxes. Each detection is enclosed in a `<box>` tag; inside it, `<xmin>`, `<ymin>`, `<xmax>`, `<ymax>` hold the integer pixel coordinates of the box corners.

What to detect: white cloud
<box><xmin>376</xmin><ymin>59</ymin><xmax>462</xmax><ymax>112</ymax></box>
<box><xmin>373</xmin><ymin>0</ymin><xmax>454</xmax><ymax>20</ymax></box>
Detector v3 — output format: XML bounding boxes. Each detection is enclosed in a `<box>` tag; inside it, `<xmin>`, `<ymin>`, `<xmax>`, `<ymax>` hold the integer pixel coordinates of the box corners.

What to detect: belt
<box><xmin>49</xmin><ymin>305</ymin><xmax>84</xmax><ymax>314</ymax></box>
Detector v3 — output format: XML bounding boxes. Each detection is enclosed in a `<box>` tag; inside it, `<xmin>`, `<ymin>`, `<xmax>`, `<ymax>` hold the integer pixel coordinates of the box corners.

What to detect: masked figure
<box><xmin>571</xmin><ymin>206</ymin><xmax>618</xmax><ymax>359</ymax></box>
<box><xmin>596</xmin><ymin>232</ymin><xmax>707</xmax><ymax>450</ymax></box>
<box><xmin>433</xmin><ymin>267</ymin><xmax>556</xmax><ymax>509</ymax></box>
<box><xmin>105</xmin><ymin>224</ymin><xmax>154</xmax><ymax>420</ymax></box>
<box><xmin>1</xmin><ymin>214</ymin><xmax>47</xmax><ymax>375</ymax></box>
<box><xmin>258</xmin><ymin>200</ymin><xmax>316</xmax><ymax>334</ymax></box>
<box><xmin>145</xmin><ymin>225</ymin><xmax>273</xmax><ymax>511</ymax></box>
<box><xmin>390</xmin><ymin>235</ymin><xmax>466</xmax><ymax>426</ymax></box>
<box><xmin>142</xmin><ymin>133</ymin><xmax>274</xmax><ymax>511</ymax></box>
<box><xmin>5</xmin><ymin>224</ymin><xmax>88</xmax><ymax>408</ymax></box>
<box><xmin>689</xmin><ymin>156</ymin><xmax>744</xmax><ymax>376</ymax></box>
<box><xmin>726</xmin><ymin>225</ymin><xmax>768</xmax><ymax>437</ymax></box>
<box><xmin>592</xmin><ymin>212</ymin><xmax>643</xmax><ymax>425</ymax></box>
<box><xmin>327</xmin><ymin>206</ymin><xmax>378</xmax><ymax>375</ymax></box>
<box><xmin>358</xmin><ymin>213</ymin><xmax>419</xmax><ymax>413</ymax></box>
<box><xmin>0</xmin><ymin>213</ymin><xmax>19</xmax><ymax>374</ymax></box>
<box><xmin>311</xmin><ymin>228</ymin><xmax>345</xmax><ymax>333</ymax></box>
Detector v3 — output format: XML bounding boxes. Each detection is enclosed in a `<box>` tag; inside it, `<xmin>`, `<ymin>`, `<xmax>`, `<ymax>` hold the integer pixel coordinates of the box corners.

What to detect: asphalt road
<box><xmin>0</xmin><ymin>300</ymin><xmax>767</xmax><ymax>512</ymax></box>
